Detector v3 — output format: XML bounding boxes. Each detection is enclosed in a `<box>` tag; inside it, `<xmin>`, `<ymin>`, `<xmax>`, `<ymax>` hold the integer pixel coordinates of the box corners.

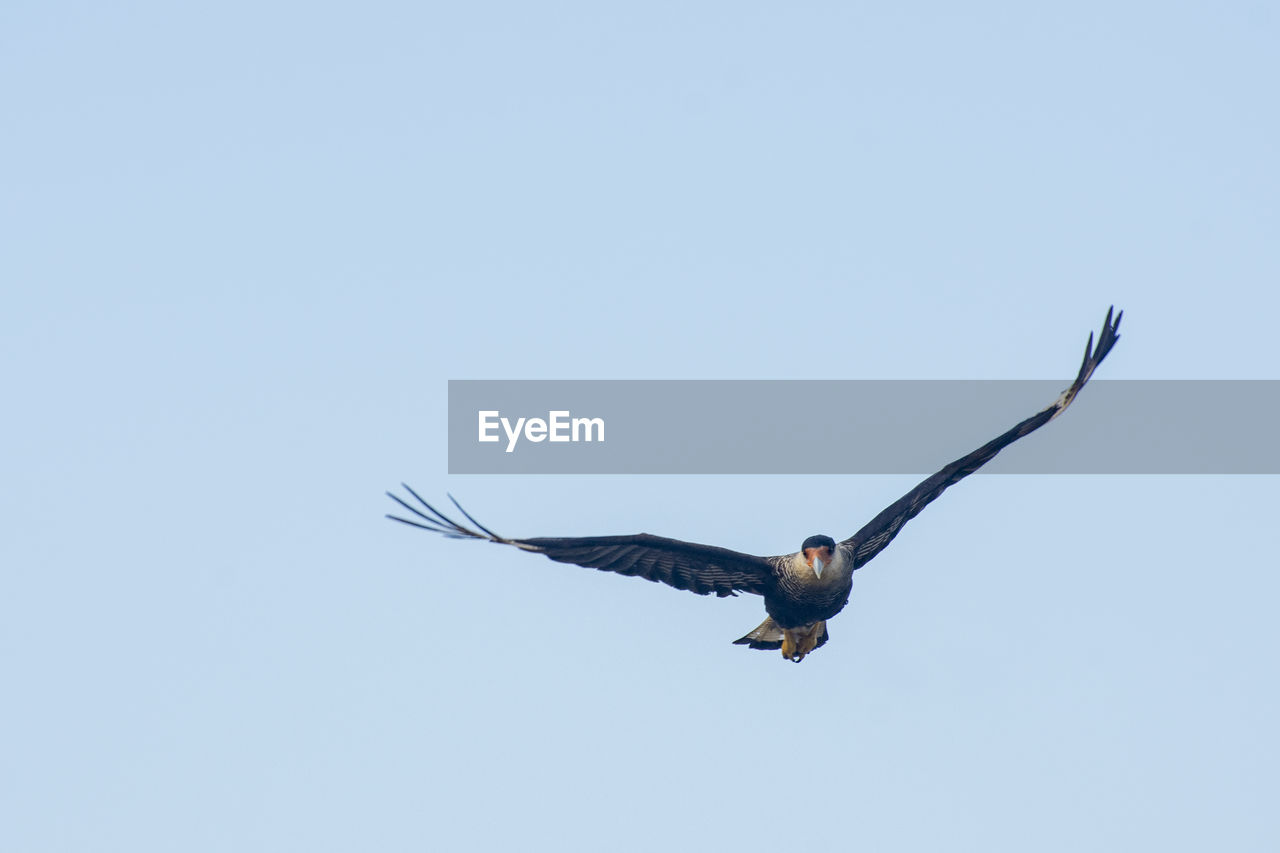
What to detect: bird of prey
<box><xmin>388</xmin><ymin>308</ymin><xmax>1122</xmax><ymax>662</ymax></box>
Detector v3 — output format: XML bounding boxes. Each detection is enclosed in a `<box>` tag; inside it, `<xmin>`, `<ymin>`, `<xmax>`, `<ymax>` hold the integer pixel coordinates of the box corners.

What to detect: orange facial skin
<box><xmin>802</xmin><ymin>545</ymin><xmax>833</xmax><ymax>571</ymax></box>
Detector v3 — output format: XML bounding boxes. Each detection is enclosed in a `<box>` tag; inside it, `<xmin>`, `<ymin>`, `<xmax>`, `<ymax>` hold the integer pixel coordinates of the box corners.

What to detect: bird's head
<box><xmin>801</xmin><ymin>534</ymin><xmax>837</xmax><ymax>579</ymax></box>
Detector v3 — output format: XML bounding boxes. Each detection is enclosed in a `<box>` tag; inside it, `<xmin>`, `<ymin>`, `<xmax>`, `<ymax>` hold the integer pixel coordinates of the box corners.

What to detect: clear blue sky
<box><xmin>4</xmin><ymin>3</ymin><xmax>1277</xmax><ymax>851</ymax></box>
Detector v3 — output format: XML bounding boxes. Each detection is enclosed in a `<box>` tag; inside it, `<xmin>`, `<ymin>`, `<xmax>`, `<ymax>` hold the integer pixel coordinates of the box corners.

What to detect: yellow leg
<box><xmin>780</xmin><ymin>622</ymin><xmax>825</xmax><ymax>662</ymax></box>
<box><xmin>796</xmin><ymin>621</ymin><xmax>825</xmax><ymax>658</ymax></box>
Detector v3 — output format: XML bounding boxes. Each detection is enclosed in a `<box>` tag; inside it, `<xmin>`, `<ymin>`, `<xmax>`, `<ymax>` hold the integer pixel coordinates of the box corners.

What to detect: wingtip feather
<box><xmin>447</xmin><ymin>492</ymin><xmax>504</xmax><ymax>540</ymax></box>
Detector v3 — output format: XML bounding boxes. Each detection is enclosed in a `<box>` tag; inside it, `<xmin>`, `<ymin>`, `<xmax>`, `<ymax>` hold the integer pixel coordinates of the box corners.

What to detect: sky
<box><xmin>3</xmin><ymin>2</ymin><xmax>1278</xmax><ymax>851</ymax></box>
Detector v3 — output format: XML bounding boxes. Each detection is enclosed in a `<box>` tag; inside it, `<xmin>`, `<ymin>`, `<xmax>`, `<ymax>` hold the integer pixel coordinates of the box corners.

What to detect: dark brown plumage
<box><xmin>388</xmin><ymin>307</ymin><xmax>1122</xmax><ymax>661</ymax></box>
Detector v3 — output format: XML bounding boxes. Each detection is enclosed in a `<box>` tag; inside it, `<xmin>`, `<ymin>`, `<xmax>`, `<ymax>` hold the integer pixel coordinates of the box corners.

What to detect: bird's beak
<box><xmin>812</xmin><ymin>555</ymin><xmax>826</xmax><ymax>579</ymax></box>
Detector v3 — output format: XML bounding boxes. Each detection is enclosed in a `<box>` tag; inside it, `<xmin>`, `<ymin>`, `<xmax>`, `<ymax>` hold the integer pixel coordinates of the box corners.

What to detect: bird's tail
<box><xmin>733</xmin><ymin>617</ymin><xmax>829</xmax><ymax>651</ymax></box>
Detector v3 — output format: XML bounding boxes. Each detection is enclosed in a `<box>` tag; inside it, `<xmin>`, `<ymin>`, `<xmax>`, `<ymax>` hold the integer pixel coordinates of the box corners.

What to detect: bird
<box><xmin>387</xmin><ymin>307</ymin><xmax>1122</xmax><ymax>662</ymax></box>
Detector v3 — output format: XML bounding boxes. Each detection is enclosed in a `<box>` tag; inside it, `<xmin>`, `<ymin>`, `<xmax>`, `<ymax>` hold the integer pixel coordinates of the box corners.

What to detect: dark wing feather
<box><xmin>518</xmin><ymin>534</ymin><xmax>778</xmax><ymax>597</ymax></box>
<box><xmin>841</xmin><ymin>306</ymin><xmax>1122</xmax><ymax>570</ymax></box>
<box><xmin>387</xmin><ymin>485</ymin><xmax>777</xmax><ymax>597</ymax></box>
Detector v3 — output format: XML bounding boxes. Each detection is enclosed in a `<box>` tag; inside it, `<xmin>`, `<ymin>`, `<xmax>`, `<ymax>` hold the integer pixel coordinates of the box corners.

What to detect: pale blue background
<box><xmin>4</xmin><ymin>3</ymin><xmax>1278</xmax><ymax>851</ymax></box>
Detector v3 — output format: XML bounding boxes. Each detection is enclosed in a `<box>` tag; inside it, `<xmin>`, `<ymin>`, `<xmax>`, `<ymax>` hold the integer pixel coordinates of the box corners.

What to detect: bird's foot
<box><xmin>781</xmin><ymin>631</ymin><xmax>808</xmax><ymax>662</ymax></box>
<box><xmin>780</xmin><ymin>623</ymin><xmax>825</xmax><ymax>662</ymax></box>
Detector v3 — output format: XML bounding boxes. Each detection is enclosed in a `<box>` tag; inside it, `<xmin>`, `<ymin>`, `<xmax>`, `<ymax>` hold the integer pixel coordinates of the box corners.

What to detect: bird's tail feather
<box><xmin>733</xmin><ymin>617</ymin><xmax>829</xmax><ymax>651</ymax></box>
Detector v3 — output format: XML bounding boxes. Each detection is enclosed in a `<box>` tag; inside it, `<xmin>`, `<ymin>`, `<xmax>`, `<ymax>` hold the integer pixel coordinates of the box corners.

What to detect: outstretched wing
<box><xmin>841</xmin><ymin>306</ymin><xmax>1122</xmax><ymax>570</ymax></box>
<box><xmin>387</xmin><ymin>485</ymin><xmax>778</xmax><ymax>597</ymax></box>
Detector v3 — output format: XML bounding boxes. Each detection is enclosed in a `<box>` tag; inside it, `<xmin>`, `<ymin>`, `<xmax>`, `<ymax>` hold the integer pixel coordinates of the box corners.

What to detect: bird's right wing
<box><xmin>387</xmin><ymin>486</ymin><xmax>780</xmax><ymax>597</ymax></box>
<box><xmin>840</xmin><ymin>306</ymin><xmax>1122</xmax><ymax>571</ymax></box>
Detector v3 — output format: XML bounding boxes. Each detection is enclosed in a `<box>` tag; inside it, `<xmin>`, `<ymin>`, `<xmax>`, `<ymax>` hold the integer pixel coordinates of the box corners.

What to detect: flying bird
<box><xmin>388</xmin><ymin>307</ymin><xmax>1122</xmax><ymax>662</ymax></box>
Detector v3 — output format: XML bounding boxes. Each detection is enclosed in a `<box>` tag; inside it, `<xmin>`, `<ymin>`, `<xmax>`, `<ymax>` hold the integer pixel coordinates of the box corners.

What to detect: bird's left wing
<box><xmin>840</xmin><ymin>306</ymin><xmax>1122</xmax><ymax>571</ymax></box>
<box><xmin>387</xmin><ymin>486</ymin><xmax>779</xmax><ymax>597</ymax></box>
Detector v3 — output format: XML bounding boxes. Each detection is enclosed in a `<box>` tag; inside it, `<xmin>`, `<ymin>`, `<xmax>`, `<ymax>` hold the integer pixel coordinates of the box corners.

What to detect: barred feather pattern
<box><xmin>519</xmin><ymin>534</ymin><xmax>778</xmax><ymax>597</ymax></box>
<box><xmin>842</xmin><ymin>306</ymin><xmax>1122</xmax><ymax>571</ymax></box>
